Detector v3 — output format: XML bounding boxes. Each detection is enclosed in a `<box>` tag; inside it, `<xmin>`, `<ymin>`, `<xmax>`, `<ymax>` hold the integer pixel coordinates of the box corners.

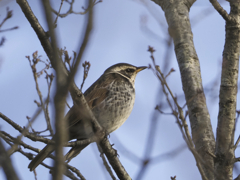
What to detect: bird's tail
<box><xmin>28</xmin><ymin>144</ymin><xmax>55</xmax><ymax>171</ymax></box>
<box><xmin>64</xmin><ymin>143</ymin><xmax>90</xmax><ymax>163</ymax></box>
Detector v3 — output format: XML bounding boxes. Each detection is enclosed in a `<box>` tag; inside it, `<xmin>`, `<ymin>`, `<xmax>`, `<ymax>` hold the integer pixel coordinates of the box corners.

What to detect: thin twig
<box><xmin>151</xmin><ymin>144</ymin><xmax>187</xmax><ymax>164</ymax></box>
<box><xmin>111</xmin><ymin>134</ymin><xmax>141</xmax><ymax>164</ymax></box>
<box><xmin>26</xmin><ymin>52</ymin><xmax>54</xmax><ymax>135</ymax></box>
<box><xmin>0</xmin><ymin>26</ymin><xmax>18</xmax><ymax>32</ymax></box>
<box><xmin>41</xmin><ymin>0</ymin><xmax>69</xmax><ymax>179</ymax></box>
<box><xmin>66</xmin><ymin>1</ymin><xmax>93</xmax><ymax>91</ymax></box>
<box><xmin>0</xmin><ymin>7</ymin><xmax>18</xmax><ymax>31</ymax></box>
<box><xmin>135</xmin><ymin>37</ymin><xmax>173</xmax><ymax>180</ymax></box>
<box><xmin>5</xmin><ymin>103</ymin><xmax>44</xmax><ymax>155</ymax></box>
<box><xmin>51</xmin><ymin>0</ymin><xmax>102</xmax><ymax>18</ymax></box>
<box><xmin>0</xmin><ymin>113</ymin><xmax>98</xmax><ymax>147</ymax></box>
<box><xmin>0</xmin><ymin>8</ymin><xmax>13</xmax><ymax>28</ymax></box>
<box><xmin>235</xmin><ymin>157</ymin><xmax>240</xmax><ymax>162</ymax></box>
<box><xmin>53</xmin><ymin>0</ymin><xmax>64</xmax><ymax>26</ymax></box>
<box><xmin>234</xmin><ymin>135</ymin><xmax>240</xmax><ymax>150</ymax></box>
<box><xmin>97</xmin><ymin>144</ymin><xmax>117</xmax><ymax>180</ymax></box>
<box><xmin>148</xmin><ymin>46</ymin><xmax>208</xmax><ymax>180</ymax></box>
<box><xmin>80</xmin><ymin>61</ymin><xmax>91</xmax><ymax>91</ymax></box>
<box><xmin>207</xmin><ymin>150</ymin><xmax>217</xmax><ymax>159</ymax></box>
<box><xmin>0</xmin><ymin>131</ymin><xmax>85</xmax><ymax>180</ymax></box>
<box><xmin>45</xmin><ymin>71</ymin><xmax>54</xmax><ymax>134</ymax></box>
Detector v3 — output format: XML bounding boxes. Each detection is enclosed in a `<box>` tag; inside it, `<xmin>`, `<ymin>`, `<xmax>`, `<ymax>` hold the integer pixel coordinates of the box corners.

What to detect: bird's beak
<box><xmin>136</xmin><ymin>66</ymin><xmax>147</xmax><ymax>73</ymax></box>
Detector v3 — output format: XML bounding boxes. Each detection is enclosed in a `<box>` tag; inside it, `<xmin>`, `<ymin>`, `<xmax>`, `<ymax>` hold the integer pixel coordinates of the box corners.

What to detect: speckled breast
<box><xmin>93</xmin><ymin>79</ymin><xmax>135</xmax><ymax>133</ymax></box>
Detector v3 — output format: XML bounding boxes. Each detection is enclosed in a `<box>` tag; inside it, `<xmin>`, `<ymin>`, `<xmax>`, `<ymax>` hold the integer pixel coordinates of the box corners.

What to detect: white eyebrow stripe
<box><xmin>107</xmin><ymin>71</ymin><xmax>134</xmax><ymax>83</ymax></box>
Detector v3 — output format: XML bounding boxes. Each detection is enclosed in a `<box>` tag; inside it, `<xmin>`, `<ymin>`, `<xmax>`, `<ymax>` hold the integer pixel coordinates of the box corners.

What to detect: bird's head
<box><xmin>104</xmin><ymin>63</ymin><xmax>147</xmax><ymax>83</ymax></box>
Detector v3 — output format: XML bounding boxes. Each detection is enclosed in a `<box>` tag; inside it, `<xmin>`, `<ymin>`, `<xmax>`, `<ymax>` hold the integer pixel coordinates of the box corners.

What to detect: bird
<box><xmin>28</xmin><ymin>63</ymin><xmax>147</xmax><ymax>171</ymax></box>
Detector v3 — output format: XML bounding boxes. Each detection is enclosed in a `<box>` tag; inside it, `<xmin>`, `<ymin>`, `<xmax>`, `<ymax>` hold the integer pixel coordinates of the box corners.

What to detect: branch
<box><xmin>40</xmin><ymin>0</ymin><xmax>71</xmax><ymax>179</ymax></box>
<box><xmin>66</xmin><ymin>0</ymin><xmax>93</xmax><ymax>97</ymax></box>
<box><xmin>215</xmin><ymin>1</ymin><xmax>240</xmax><ymax>179</ymax></box>
<box><xmin>99</xmin><ymin>138</ymin><xmax>131</xmax><ymax>180</ymax></box>
<box><xmin>0</xmin><ymin>7</ymin><xmax>13</xmax><ymax>28</ymax></box>
<box><xmin>53</xmin><ymin>0</ymin><xmax>64</xmax><ymax>25</ymax></box>
<box><xmin>0</xmin><ymin>112</ymin><xmax>98</xmax><ymax>148</ymax></box>
<box><xmin>135</xmin><ymin>35</ymin><xmax>174</xmax><ymax>180</ymax></box>
<box><xmin>97</xmin><ymin>144</ymin><xmax>117</xmax><ymax>180</ymax></box>
<box><xmin>80</xmin><ymin>61</ymin><xmax>91</xmax><ymax>91</ymax></box>
<box><xmin>51</xmin><ymin>0</ymin><xmax>102</xmax><ymax>19</ymax></box>
<box><xmin>0</xmin><ymin>131</ymin><xmax>86</xmax><ymax>180</ymax></box>
<box><xmin>209</xmin><ymin>0</ymin><xmax>234</xmax><ymax>22</ymax></box>
<box><xmin>2</xmin><ymin>102</ymin><xmax>43</xmax><ymax>155</ymax></box>
<box><xmin>0</xmin><ymin>7</ymin><xmax>19</xmax><ymax>31</ymax></box>
<box><xmin>148</xmin><ymin>47</ymin><xmax>208</xmax><ymax>180</ymax></box>
<box><xmin>0</xmin><ymin>138</ymin><xmax>20</xmax><ymax>180</ymax></box>
<box><xmin>26</xmin><ymin>52</ymin><xmax>54</xmax><ymax>135</ymax></box>
<box><xmin>234</xmin><ymin>135</ymin><xmax>240</xmax><ymax>150</ymax></box>
<box><xmin>0</xmin><ymin>26</ymin><xmax>18</xmax><ymax>32</ymax></box>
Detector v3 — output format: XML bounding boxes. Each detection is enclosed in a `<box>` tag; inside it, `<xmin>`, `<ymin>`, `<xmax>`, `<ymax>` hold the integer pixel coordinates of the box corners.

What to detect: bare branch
<box><xmin>0</xmin><ymin>26</ymin><xmax>18</xmax><ymax>32</ymax></box>
<box><xmin>111</xmin><ymin>135</ymin><xmax>141</xmax><ymax>164</ymax></box>
<box><xmin>235</xmin><ymin>157</ymin><xmax>240</xmax><ymax>162</ymax></box>
<box><xmin>0</xmin><ymin>112</ymin><xmax>99</xmax><ymax>148</ymax></box>
<box><xmin>97</xmin><ymin>144</ymin><xmax>117</xmax><ymax>180</ymax></box>
<box><xmin>66</xmin><ymin>1</ymin><xmax>93</xmax><ymax>90</ymax></box>
<box><xmin>234</xmin><ymin>135</ymin><xmax>240</xmax><ymax>150</ymax></box>
<box><xmin>0</xmin><ymin>7</ymin><xmax>13</xmax><ymax>28</ymax></box>
<box><xmin>53</xmin><ymin>0</ymin><xmax>64</xmax><ymax>26</ymax></box>
<box><xmin>99</xmin><ymin>138</ymin><xmax>131</xmax><ymax>180</ymax></box>
<box><xmin>151</xmin><ymin>144</ymin><xmax>187</xmax><ymax>164</ymax></box>
<box><xmin>0</xmin><ymin>131</ymin><xmax>86</xmax><ymax>180</ymax></box>
<box><xmin>209</xmin><ymin>0</ymin><xmax>234</xmax><ymax>22</ymax></box>
<box><xmin>1</xmin><ymin>103</ymin><xmax>43</xmax><ymax>155</ymax></box>
<box><xmin>40</xmin><ymin>0</ymin><xmax>69</xmax><ymax>179</ymax></box>
<box><xmin>26</xmin><ymin>52</ymin><xmax>54</xmax><ymax>135</ymax></box>
<box><xmin>135</xmin><ymin>35</ymin><xmax>174</xmax><ymax>180</ymax></box>
<box><xmin>0</xmin><ymin>7</ymin><xmax>19</xmax><ymax>32</ymax></box>
<box><xmin>148</xmin><ymin>46</ymin><xmax>208</xmax><ymax>180</ymax></box>
<box><xmin>51</xmin><ymin>0</ymin><xmax>102</xmax><ymax>18</ymax></box>
<box><xmin>80</xmin><ymin>61</ymin><xmax>91</xmax><ymax>91</ymax></box>
<box><xmin>0</xmin><ymin>138</ymin><xmax>20</xmax><ymax>180</ymax></box>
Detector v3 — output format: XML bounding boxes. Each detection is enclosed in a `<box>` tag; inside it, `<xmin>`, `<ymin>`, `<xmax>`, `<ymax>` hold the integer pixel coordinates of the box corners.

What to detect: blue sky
<box><xmin>0</xmin><ymin>0</ymin><xmax>239</xmax><ymax>180</ymax></box>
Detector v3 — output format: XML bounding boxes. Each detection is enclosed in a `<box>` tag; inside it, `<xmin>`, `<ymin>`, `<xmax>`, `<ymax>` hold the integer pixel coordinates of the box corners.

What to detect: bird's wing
<box><xmin>66</xmin><ymin>88</ymin><xmax>109</xmax><ymax>129</ymax></box>
<box><xmin>66</xmin><ymin>106</ymin><xmax>82</xmax><ymax>129</ymax></box>
<box><xmin>85</xmin><ymin>87</ymin><xmax>109</xmax><ymax>109</ymax></box>
<box><xmin>67</xmin><ymin>74</ymin><xmax>116</xmax><ymax>129</ymax></box>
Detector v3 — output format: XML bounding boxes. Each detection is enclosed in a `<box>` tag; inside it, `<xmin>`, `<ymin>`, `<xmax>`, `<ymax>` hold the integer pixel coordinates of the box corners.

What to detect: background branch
<box><xmin>0</xmin><ymin>138</ymin><xmax>20</xmax><ymax>180</ymax></box>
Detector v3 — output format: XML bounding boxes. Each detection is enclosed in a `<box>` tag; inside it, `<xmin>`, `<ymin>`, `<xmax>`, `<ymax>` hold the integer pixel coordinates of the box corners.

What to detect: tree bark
<box><xmin>215</xmin><ymin>2</ymin><xmax>240</xmax><ymax>180</ymax></box>
<box><xmin>151</xmin><ymin>1</ymin><xmax>216</xmax><ymax>179</ymax></box>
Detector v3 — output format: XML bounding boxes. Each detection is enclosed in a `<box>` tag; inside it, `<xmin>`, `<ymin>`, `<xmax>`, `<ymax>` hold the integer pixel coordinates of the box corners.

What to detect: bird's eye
<box><xmin>126</xmin><ymin>68</ymin><xmax>134</xmax><ymax>73</ymax></box>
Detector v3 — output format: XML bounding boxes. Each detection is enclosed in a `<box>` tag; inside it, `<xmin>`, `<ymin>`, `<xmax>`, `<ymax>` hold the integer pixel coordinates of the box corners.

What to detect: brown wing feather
<box><xmin>85</xmin><ymin>88</ymin><xmax>108</xmax><ymax>109</ymax></box>
<box><xmin>66</xmin><ymin>106</ymin><xmax>81</xmax><ymax>129</ymax></box>
<box><xmin>66</xmin><ymin>73</ymin><xmax>116</xmax><ymax>129</ymax></box>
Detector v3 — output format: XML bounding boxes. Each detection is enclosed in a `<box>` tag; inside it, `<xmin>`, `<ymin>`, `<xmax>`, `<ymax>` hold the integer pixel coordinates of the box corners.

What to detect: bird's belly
<box><xmin>93</xmin><ymin>88</ymin><xmax>135</xmax><ymax>133</ymax></box>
